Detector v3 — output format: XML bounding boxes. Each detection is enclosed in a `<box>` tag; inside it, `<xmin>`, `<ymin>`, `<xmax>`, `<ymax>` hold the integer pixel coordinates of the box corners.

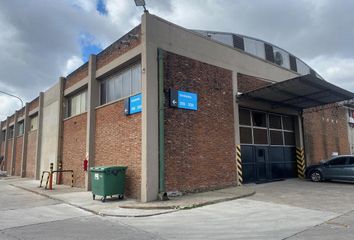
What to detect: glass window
<box><xmin>239</xmin><ymin>109</ymin><xmax>251</xmax><ymax>126</ymax></box>
<box><xmin>296</xmin><ymin>58</ymin><xmax>310</xmax><ymax>75</ymax></box>
<box><xmin>8</xmin><ymin>126</ymin><xmax>14</xmax><ymax>139</ymax></box>
<box><xmin>67</xmin><ymin>90</ymin><xmax>87</xmax><ymax>118</ymax></box>
<box><xmin>329</xmin><ymin>157</ymin><xmax>347</xmax><ymax>166</ymax></box>
<box><xmin>101</xmin><ymin>63</ymin><xmax>141</xmax><ymax>105</ymax></box>
<box><xmin>1</xmin><ymin>130</ymin><xmax>5</xmax><ymax>141</ymax></box>
<box><xmin>244</xmin><ymin>38</ymin><xmax>265</xmax><ymax>59</ymax></box>
<box><xmin>131</xmin><ymin>64</ymin><xmax>141</xmax><ymax>94</ymax></box>
<box><xmin>240</xmin><ymin>127</ymin><xmax>252</xmax><ymax>144</ymax></box>
<box><xmin>283</xmin><ymin>116</ymin><xmax>294</xmax><ymax>130</ymax></box>
<box><xmin>270</xmin><ymin>130</ymin><xmax>283</xmax><ymax>145</ymax></box>
<box><xmin>349</xmin><ymin>157</ymin><xmax>354</xmax><ymax>165</ymax></box>
<box><xmin>273</xmin><ymin>47</ymin><xmax>290</xmax><ymax>69</ymax></box>
<box><xmin>252</xmin><ymin>112</ymin><xmax>267</xmax><ymax>127</ymax></box>
<box><xmin>18</xmin><ymin>122</ymin><xmax>24</xmax><ymax>136</ymax></box>
<box><xmin>30</xmin><ymin>115</ymin><xmax>38</xmax><ymax>131</ymax></box>
<box><xmin>253</xmin><ymin>128</ymin><xmax>268</xmax><ymax>144</ymax></box>
<box><xmin>284</xmin><ymin>132</ymin><xmax>295</xmax><ymax>146</ymax></box>
<box><xmin>269</xmin><ymin>114</ymin><xmax>282</xmax><ymax>129</ymax></box>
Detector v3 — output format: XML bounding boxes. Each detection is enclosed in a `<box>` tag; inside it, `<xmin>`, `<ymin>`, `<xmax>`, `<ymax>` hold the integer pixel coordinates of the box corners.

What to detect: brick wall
<box><xmin>26</xmin><ymin>130</ymin><xmax>37</xmax><ymax>178</ymax></box>
<box><xmin>64</xmin><ymin>63</ymin><xmax>89</xmax><ymax>90</ymax></box>
<box><xmin>14</xmin><ymin>136</ymin><xmax>23</xmax><ymax>176</ymax></box>
<box><xmin>61</xmin><ymin>113</ymin><xmax>87</xmax><ymax>187</ymax></box>
<box><xmin>95</xmin><ymin>100</ymin><xmax>141</xmax><ymax>199</ymax></box>
<box><xmin>29</xmin><ymin>98</ymin><xmax>39</xmax><ymax>112</ymax></box>
<box><xmin>303</xmin><ymin>104</ymin><xmax>350</xmax><ymax>164</ymax></box>
<box><xmin>96</xmin><ymin>25</ymin><xmax>141</xmax><ymax>70</ymax></box>
<box><xmin>163</xmin><ymin>51</ymin><xmax>236</xmax><ymax>193</ymax></box>
<box><xmin>6</xmin><ymin>139</ymin><xmax>13</xmax><ymax>173</ymax></box>
<box><xmin>237</xmin><ymin>73</ymin><xmax>273</xmax><ymax>93</ymax></box>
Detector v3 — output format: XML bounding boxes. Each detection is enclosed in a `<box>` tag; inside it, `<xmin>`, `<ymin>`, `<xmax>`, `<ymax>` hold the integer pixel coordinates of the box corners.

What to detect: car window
<box><xmin>329</xmin><ymin>157</ymin><xmax>347</xmax><ymax>166</ymax></box>
<box><xmin>349</xmin><ymin>157</ymin><xmax>354</xmax><ymax>165</ymax></box>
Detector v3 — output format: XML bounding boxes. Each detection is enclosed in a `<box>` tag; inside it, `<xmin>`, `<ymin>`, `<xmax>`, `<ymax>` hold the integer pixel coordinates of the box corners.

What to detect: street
<box><xmin>1</xmin><ymin>178</ymin><xmax>354</xmax><ymax>239</ymax></box>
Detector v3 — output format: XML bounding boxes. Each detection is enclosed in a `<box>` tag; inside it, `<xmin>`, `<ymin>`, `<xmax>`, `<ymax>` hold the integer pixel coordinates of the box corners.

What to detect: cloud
<box><xmin>62</xmin><ymin>56</ymin><xmax>84</xmax><ymax>76</ymax></box>
<box><xmin>307</xmin><ymin>56</ymin><xmax>354</xmax><ymax>91</ymax></box>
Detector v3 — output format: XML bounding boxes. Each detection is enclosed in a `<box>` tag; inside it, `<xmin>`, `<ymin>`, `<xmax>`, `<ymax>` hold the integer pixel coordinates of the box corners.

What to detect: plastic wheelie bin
<box><xmin>90</xmin><ymin>166</ymin><xmax>127</xmax><ymax>202</ymax></box>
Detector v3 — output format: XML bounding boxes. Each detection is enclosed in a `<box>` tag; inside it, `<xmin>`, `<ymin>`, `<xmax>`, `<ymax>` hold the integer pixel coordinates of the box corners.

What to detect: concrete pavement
<box><xmin>2</xmin><ymin>177</ymin><xmax>354</xmax><ymax>239</ymax></box>
<box><xmin>9</xmin><ymin>178</ymin><xmax>255</xmax><ymax>216</ymax></box>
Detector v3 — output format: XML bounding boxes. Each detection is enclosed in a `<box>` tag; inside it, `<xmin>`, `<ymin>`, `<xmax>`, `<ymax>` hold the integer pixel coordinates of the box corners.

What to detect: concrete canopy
<box><xmin>237</xmin><ymin>74</ymin><xmax>354</xmax><ymax>110</ymax></box>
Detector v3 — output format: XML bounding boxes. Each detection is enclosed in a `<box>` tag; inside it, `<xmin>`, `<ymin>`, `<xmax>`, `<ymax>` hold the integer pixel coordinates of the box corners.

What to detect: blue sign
<box><xmin>125</xmin><ymin>93</ymin><xmax>142</xmax><ymax>115</ymax></box>
<box><xmin>170</xmin><ymin>89</ymin><xmax>198</xmax><ymax>111</ymax></box>
<box><xmin>129</xmin><ymin>93</ymin><xmax>142</xmax><ymax>114</ymax></box>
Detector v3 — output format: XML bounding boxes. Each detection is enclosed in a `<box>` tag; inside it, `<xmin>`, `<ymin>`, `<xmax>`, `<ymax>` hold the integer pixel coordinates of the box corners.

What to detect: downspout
<box><xmin>158</xmin><ymin>48</ymin><xmax>167</xmax><ymax>200</ymax></box>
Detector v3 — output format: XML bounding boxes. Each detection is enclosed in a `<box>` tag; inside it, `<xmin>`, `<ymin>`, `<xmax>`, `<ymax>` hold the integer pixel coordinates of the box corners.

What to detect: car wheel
<box><xmin>310</xmin><ymin>170</ymin><xmax>322</xmax><ymax>182</ymax></box>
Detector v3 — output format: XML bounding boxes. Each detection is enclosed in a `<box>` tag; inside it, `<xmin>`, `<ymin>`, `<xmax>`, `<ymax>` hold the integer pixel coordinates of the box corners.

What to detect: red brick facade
<box><xmin>163</xmin><ymin>51</ymin><xmax>237</xmax><ymax>193</ymax></box>
<box><xmin>61</xmin><ymin>113</ymin><xmax>87</xmax><ymax>187</ymax></box>
<box><xmin>237</xmin><ymin>73</ymin><xmax>273</xmax><ymax>93</ymax></box>
<box><xmin>64</xmin><ymin>63</ymin><xmax>89</xmax><ymax>90</ymax></box>
<box><xmin>25</xmin><ymin>130</ymin><xmax>37</xmax><ymax>178</ymax></box>
<box><xmin>96</xmin><ymin>25</ymin><xmax>141</xmax><ymax>70</ymax></box>
<box><xmin>303</xmin><ymin>104</ymin><xmax>350</xmax><ymax>164</ymax></box>
<box><xmin>14</xmin><ymin>136</ymin><xmax>23</xmax><ymax>176</ymax></box>
<box><xmin>95</xmin><ymin>100</ymin><xmax>141</xmax><ymax>199</ymax></box>
<box><xmin>29</xmin><ymin>98</ymin><xmax>39</xmax><ymax>112</ymax></box>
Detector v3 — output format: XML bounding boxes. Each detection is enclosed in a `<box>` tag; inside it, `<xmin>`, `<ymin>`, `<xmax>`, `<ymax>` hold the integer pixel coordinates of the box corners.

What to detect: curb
<box><xmin>119</xmin><ymin>190</ymin><xmax>256</xmax><ymax>210</ymax></box>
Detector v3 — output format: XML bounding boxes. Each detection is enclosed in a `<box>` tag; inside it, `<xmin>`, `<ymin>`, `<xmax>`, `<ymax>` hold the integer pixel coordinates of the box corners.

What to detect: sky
<box><xmin>0</xmin><ymin>0</ymin><xmax>353</xmax><ymax>120</ymax></box>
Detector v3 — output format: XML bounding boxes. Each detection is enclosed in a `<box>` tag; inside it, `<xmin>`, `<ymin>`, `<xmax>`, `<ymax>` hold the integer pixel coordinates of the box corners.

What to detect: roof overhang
<box><xmin>237</xmin><ymin>74</ymin><xmax>354</xmax><ymax>110</ymax></box>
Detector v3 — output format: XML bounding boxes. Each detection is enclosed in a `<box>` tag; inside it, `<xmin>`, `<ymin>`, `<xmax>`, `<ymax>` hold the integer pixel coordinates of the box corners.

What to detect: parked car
<box><xmin>305</xmin><ymin>155</ymin><xmax>354</xmax><ymax>182</ymax></box>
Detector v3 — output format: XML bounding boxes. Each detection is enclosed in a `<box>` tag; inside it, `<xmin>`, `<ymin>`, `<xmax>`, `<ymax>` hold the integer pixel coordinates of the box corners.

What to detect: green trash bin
<box><xmin>90</xmin><ymin>166</ymin><xmax>127</xmax><ymax>202</ymax></box>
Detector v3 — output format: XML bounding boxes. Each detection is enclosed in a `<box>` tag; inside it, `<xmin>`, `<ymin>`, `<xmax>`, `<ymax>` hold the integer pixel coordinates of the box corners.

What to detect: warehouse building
<box><xmin>1</xmin><ymin>13</ymin><xmax>353</xmax><ymax>202</ymax></box>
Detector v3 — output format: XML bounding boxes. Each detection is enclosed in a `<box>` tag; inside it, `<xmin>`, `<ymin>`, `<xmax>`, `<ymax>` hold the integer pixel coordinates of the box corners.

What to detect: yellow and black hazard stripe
<box><xmin>236</xmin><ymin>145</ymin><xmax>243</xmax><ymax>185</ymax></box>
<box><xmin>296</xmin><ymin>147</ymin><xmax>305</xmax><ymax>179</ymax></box>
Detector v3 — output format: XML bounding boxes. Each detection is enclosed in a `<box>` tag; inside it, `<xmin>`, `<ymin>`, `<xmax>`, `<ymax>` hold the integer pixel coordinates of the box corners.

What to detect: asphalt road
<box><xmin>1</xmin><ymin>178</ymin><xmax>354</xmax><ymax>240</ymax></box>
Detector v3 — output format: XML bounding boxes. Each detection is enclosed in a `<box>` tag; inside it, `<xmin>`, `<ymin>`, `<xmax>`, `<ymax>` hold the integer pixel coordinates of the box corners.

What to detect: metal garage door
<box><xmin>239</xmin><ymin>108</ymin><xmax>297</xmax><ymax>183</ymax></box>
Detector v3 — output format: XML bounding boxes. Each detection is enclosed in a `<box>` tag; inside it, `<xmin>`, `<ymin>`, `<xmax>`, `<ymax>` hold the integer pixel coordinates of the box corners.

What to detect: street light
<box><xmin>134</xmin><ymin>0</ymin><xmax>148</xmax><ymax>13</ymax></box>
<box><xmin>0</xmin><ymin>90</ymin><xmax>24</xmax><ymax>108</ymax></box>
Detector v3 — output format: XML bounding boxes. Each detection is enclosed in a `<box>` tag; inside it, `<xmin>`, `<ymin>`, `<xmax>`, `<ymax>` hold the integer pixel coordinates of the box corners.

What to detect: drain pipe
<box><xmin>158</xmin><ymin>48</ymin><xmax>168</xmax><ymax>200</ymax></box>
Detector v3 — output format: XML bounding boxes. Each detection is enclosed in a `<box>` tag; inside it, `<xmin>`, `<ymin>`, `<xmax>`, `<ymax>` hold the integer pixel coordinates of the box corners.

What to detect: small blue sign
<box><xmin>178</xmin><ymin>91</ymin><xmax>198</xmax><ymax>110</ymax></box>
<box><xmin>170</xmin><ymin>89</ymin><xmax>198</xmax><ymax>111</ymax></box>
<box><xmin>129</xmin><ymin>93</ymin><xmax>142</xmax><ymax>115</ymax></box>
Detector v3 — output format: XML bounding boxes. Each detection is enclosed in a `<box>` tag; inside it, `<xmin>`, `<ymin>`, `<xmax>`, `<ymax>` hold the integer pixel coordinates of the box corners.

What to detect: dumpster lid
<box><xmin>90</xmin><ymin>166</ymin><xmax>128</xmax><ymax>172</ymax></box>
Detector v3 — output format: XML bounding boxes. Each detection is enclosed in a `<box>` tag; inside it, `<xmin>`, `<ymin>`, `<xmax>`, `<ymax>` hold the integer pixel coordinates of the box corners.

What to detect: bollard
<box><xmin>39</xmin><ymin>171</ymin><xmax>45</xmax><ymax>188</ymax></box>
<box><xmin>49</xmin><ymin>163</ymin><xmax>54</xmax><ymax>190</ymax></box>
<box><xmin>58</xmin><ymin>161</ymin><xmax>62</xmax><ymax>185</ymax></box>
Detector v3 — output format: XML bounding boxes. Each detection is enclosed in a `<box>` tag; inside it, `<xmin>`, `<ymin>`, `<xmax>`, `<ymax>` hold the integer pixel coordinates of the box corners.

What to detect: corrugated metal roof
<box><xmin>237</xmin><ymin>74</ymin><xmax>354</xmax><ymax>110</ymax></box>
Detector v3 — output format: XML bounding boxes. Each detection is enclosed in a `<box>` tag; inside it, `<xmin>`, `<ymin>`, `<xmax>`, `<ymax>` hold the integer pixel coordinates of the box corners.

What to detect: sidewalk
<box><xmin>8</xmin><ymin>178</ymin><xmax>255</xmax><ymax>217</ymax></box>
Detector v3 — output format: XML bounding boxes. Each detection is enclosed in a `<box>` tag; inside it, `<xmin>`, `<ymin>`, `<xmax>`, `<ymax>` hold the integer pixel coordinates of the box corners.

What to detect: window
<box><xmin>296</xmin><ymin>59</ymin><xmax>310</xmax><ymax>75</ymax></box>
<box><xmin>273</xmin><ymin>47</ymin><xmax>290</xmax><ymax>69</ymax></box>
<box><xmin>269</xmin><ymin>114</ymin><xmax>282</xmax><ymax>129</ymax></box>
<box><xmin>349</xmin><ymin>157</ymin><xmax>354</xmax><ymax>165</ymax></box>
<box><xmin>239</xmin><ymin>109</ymin><xmax>251</xmax><ymax>126</ymax></box>
<box><xmin>18</xmin><ymin>121</ymin><xmax>24</xmax><ymax>136</ymax></box>
<box><xmin>240</xmin><ymin>127</ymin><xmax>252</xmax><ymax>144</ymax></box>
<box><xmin>283</xmin><ymin>116</ymin><xmax>294</xmax><ymax>131</ymax></box>
<box><xmin>66</xmin><ymin>90</ymin><xmax>87</xmax><ymax>118</ymax></box>
<box><xmin>8</xmin><ymin>126</ymin><xmax>14</xmax><ymax>139</ymax></box>
<box><xmin>1</xmin><ymin>130</ymin><xmax>5</xmax><ymax>141</ymax></box>
<box><xmin>244</xmin><ymin>38</ymin><xmax>266</xmax><ymax>59</ymax></box>
<box><xmin>30</xmin><ymin>115</ymin><xmax>38</xmax><ymax>131</ymax></box>
<box><xmin>252</xmin><ymin>112</ymin><xmax>267</xmax><ymax>127</ymax></box>
<box><xmin>270</xmin><ymin>130</ymin><xmax>283</xmax><ymax>145</ymax></box>
<box><xmin>101</xmin><ymin>63</ymin><xmax>141</xmax><ymax>105</ymax></box>
<box><xmin>329</xmin><ymin>157</ymin><xmax>347</xmax><ymax>166</ymax></box>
